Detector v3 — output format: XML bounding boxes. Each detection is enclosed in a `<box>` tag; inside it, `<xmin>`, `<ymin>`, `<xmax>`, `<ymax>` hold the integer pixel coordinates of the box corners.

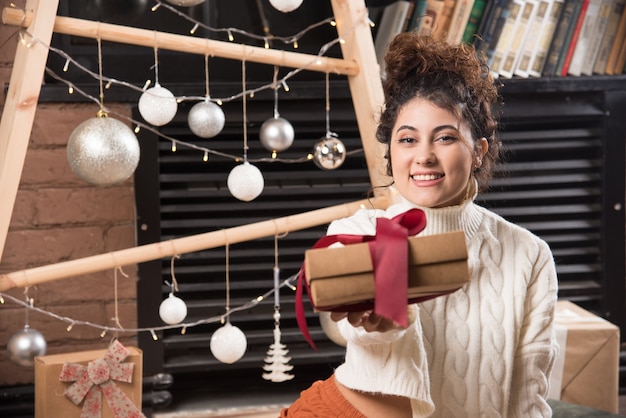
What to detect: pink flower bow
<box><xmin>59</xmin><ymin>340</ymin><xmax>145</xmax><ymax>418</ymax></box>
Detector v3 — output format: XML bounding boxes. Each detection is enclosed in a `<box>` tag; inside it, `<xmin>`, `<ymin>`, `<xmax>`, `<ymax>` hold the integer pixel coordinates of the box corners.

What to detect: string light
<box><xmin>62</xmin><ymin>58</ymin><xmax>70</xmax><ymax>72</ymax></box>
<box><xmin>203</xmin><ymin>151</ymin><xmax>209</xmax><ymax>162</ymax></box>
<box><xmin>150</xmin><ymin>329</ymin><xmax>159</xmax><ymax>341</ymax></box>
<box><xmin>190</xmin><ymin>23</ymin><xmax>199</xmax><ymax>35</ymax></box>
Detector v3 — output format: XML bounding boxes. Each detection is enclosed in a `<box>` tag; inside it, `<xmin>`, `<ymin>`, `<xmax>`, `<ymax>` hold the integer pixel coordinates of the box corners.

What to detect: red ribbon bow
<box><xmin>59</xmin><ymin>340</ymin><xmax>145</xmax><ymax>418</ymax></box>
<box><xmin>296</xmin><ymin>208</ymin><xmax>426</xmax><ymax>350</ymax></box>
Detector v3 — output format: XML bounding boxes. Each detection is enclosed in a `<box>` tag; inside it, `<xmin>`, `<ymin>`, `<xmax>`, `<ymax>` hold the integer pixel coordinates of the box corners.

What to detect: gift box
<box><xmin>548</xmin><ymin>300</ymin><xmax>620</xmax><ymax>413</ymax></box>
<box><xmin>35</xmin><ymin>341</ymin><xmax>144</xmax><ymax>418</ymax></box>
<box><xmin>304</xmin><ymin>230</ymin><xmax>469</xmax><ymax>309</ymax></box>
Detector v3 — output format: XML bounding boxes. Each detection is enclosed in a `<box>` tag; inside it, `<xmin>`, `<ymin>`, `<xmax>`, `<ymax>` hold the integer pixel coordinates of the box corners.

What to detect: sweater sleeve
<box><xmin>508</xmin><ymin>238</ymin><xmax>559</xmax><ymax>418</ymax></box>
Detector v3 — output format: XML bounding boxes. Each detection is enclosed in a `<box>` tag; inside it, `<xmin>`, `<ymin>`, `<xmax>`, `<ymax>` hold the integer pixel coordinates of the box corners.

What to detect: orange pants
<box><xmin>280</xmin><ymin>375</ymin><xmax>367</xmax><ymax>418</ymax></box>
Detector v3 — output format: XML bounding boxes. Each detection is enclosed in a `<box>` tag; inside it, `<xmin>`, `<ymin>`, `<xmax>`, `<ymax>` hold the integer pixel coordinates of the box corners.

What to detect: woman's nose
<box><xmin>414</xmin><ymin>146</ymin><xmax>436</xmax><ymax>165</ymax></box>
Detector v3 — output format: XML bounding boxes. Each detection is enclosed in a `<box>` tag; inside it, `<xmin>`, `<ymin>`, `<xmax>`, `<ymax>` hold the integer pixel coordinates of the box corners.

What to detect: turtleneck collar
<box><xmin>385</xmin><ymin>194</ymin><xmax>484</xmax><ymax>241</ymax></box>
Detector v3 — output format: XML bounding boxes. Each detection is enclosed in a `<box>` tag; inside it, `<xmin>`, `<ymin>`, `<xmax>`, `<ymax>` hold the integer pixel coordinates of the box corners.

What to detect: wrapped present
<box><xmin>35</xmin><ymin>340</ymin><xmax>144</xmax><ymax>418</ymax></box>
<box><xmin>548</xmin><ymin>300</ymin><xmax>620</xmax><ymax>413</ymax></box>
<box><xmin>304</xmin><ymin>230</ymin><xmax>469</xmax><ymax>309</ymax></box>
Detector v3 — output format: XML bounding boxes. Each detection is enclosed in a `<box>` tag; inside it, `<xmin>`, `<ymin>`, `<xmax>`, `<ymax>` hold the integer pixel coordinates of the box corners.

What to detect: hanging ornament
<box><xmin>313</xmin><ymin>134</ymin><xmax>346</xmax><ymax>170</ymax></box>
<box><xmin>138</xmin><ymin>84</ymin><xmax>177</xmax><ymax>126</ymax></box>
<box><xmin>227</xmin><ymin>161</ymin><xmax>264</xmax><ymax>201</ymax></box>
<box><xmin>188</xmin><ymin>100</ymin><xmax>225</xmax><ymax>138</ymax></box>
<box><xmin>138</xmin><ymin>46</ymin><xmax>177</xmax><ymax>126</ymax></box>
<box><xmin>312</xmin><ymin>71</ymin><xmax>346</xmax><ymax>170</ymax></box>
<box><xmin>67</xmin><ymin>112</ymin><xmax>140</xmax><ymax>186</ymax></box>
<box><xmin>260</xmin><ymin>66</ymin><xmax>294</xmax><ymax>154</ymax></box>
<box><xmin>269</xmin><ymin>0</ymin><xmax>304</xmax><ymax>13</ymax></box>
<box><xmin>210</xmin><ymin>322</ymin><xmax>247</xmax><ymax>364</ymax></box>
<box><xmin>210</xmin><ymin>244</ymin><xmax>247</xmax><ymax>364</ymax></box>
<box><xmin>159</xmin><ymin>255</ymin><xmax>188</xmax><ymax>325</ymax></box>
<box><xmin>7</xmin><ymin>326</ymin><xmax>47</xmax><ymax>367</ymax></box>
<box><xmin>318</xmin><ymin>312</ymin><xmax>347</xmax><ymax>347</ymax></box>
<box><xmin>164</xmin><ymin>0</ymin><xmax>207</xmax><ymax>6</ymax></box>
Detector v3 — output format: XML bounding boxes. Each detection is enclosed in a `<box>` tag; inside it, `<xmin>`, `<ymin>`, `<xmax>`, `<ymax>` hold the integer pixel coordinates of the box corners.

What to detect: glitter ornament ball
<box><xmin>210</xmin><ymin>322</ymin><xmax>247</xmax><ymax>364</ymax></box>
<box><xmin>67</xmin><ymin>115</ymin><xmax>140</xmax><ymax>186</ymax></box>
<box><xmin>138</xmin><ymin>84</ymin><xmax>178</xmax><ymax>126</ymax></box>
<box><xmin>7</xmin><ymin>326</ymin><xmax>47</xmax><ymax>367</ymax></box>
<box><xmin>318</xmin><ymin>312</ymin><xmax>347</xmax><ymax>347</ymax></box>
<box><xmin>164</xmin><ymin>0</ymin><xmax>206</xmax><ymax>6</ymax></box>
<box><xmin>259</xmin><ymin>117</ymin><xmax>294</xmax><ymax>153</ymax></box>
<box><xmin>269</xmin><ymin>0</ymin><xmax>303</xmax><ymax>12</ymax></box>
<box><xmin>188</xmin><ymin>100</ymin><xmax>225</xmax><ymax>138</ymax></box>
<box><xmin>313</xmin><ymin>136</ymin><xmax>346</xmax><ymax>170</ymax></box>
<box><xmin>159</xmin><ymin>293</ymin><xmax>188</xmax><ymax>325</ymax></box>
<box><xmin>227</xmin><ymin>161</ymin><xmax>264</xmax><ymax>201</ymax></box>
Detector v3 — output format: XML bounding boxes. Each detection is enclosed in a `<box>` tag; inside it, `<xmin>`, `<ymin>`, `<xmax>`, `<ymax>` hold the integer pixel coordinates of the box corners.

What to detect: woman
<box><xmin>281</xmin><ymin>33</ymin><xmax>558</xmax><ymax>417</ymax></box>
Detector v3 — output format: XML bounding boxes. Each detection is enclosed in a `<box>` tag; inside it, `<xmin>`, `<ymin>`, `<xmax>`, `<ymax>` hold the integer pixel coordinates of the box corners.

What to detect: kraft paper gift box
<box><xmin>304</xmin><ymin>230</ymin><xmax>469</xmax><ymax>310</ymax></box>
<box><xmin>548</xmin><ymin>300</ymin><xmax>620</xmax><ymax>413</ymax></box>
<box><xmin>34</xmin><ymin>341</ymin><xmax>143</xmax><ymax>418</ymax></box>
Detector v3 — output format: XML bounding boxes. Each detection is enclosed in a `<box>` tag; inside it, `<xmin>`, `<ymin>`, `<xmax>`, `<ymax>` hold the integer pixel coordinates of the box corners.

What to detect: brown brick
<box><xmin>19</xmin><ymin>148</ymin><xmax>82</xmax><ymax>186</ymax></box>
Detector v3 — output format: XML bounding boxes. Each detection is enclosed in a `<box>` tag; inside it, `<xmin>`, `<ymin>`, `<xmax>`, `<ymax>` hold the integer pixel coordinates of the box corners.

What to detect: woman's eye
<box><xmin>437</xmin><ymin>135</ymin><xmax>457</xmax><ymax>142</ymax></box>
<box><xmin>398</xmin><ymin>136</ymin><xmax>416</xmax><ymax>143</ymax></box>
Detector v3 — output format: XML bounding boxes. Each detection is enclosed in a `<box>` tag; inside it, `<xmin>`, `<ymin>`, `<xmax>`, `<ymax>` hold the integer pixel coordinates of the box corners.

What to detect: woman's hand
<box><xmin>330</xmin><ymin>310</ymin><xmax>400</xmax><ymax>333</ymax></box>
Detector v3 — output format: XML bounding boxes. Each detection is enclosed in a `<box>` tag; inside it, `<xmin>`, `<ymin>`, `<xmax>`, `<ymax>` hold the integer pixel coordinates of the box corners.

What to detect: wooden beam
<box><xmin>2</xmin><ymin>7</ymin><xmax>359</xmax><ymax>76</ymax></box>
<box><xmin>0</xmin><ymin>197</ymin><xmax>387</xmax><ymax>292</ymax></box>
<box><xmin>331</xmin><ymin>0</ymin><xmax>390</xmax><ymax>192</ymax></box>
<box><xmin>0</xmin><ymin>0</ymin><xmax>59</xmax><ymax>260</ymax></box>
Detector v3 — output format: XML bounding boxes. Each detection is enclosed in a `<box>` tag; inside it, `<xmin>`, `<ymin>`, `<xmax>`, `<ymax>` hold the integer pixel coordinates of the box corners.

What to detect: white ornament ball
<box><xmin>188</xmin><ymin>100</ymin><xmax>225</xmax><ymax>138</ymax></box>
<box><xmin>138</xmin><ymin>84</ymin><xmax>178</xmax><ymax>126</ymax></box>
<box><xmin>269</xmin><ymin>0</ymin><xmax>303</xmax><ymax>13</ymax></box>
<box><xmin>210</xmin><ymin>322</ymin><xmax>247</xmax><ymax>364</ymax></box>
<box><xmin>318</xmin><ymin>312</ymin><xmax>347</xmax><ymax>347</ymax></box>
<box><xmin>164</xmin><ymin>0</ymin><xmax>206</xmax><ymax>6</ymax></box>
<box><xmin>227</xmin><ymin>161</ymin><xmax>264</xmax><ymax>201</ymax></box>
<box><xmin>313</xmin><ymin>136</ymin><xmax>346</xmax><ymax>170</ymax></box>
<box><xmin>259</xmin><ymin>117</ymin><xmax>294</xmax><ymax>152</ymax></box>
<box><xmin>159</xmin><ymin>293</ymin><xmax>188</xmax><ymax>325</ymax></box>
<box><xmin>67</xmin><ymin>115</ymin><xmax>140</xmax><ymax>186</ymax></box>
<box><xmin>7</xmin><ymin>326</ymin><xmax>47</xmax><ymax>367</ymax></box>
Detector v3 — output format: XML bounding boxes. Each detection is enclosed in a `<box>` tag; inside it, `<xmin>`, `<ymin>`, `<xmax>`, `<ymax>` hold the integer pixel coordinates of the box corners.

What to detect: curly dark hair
<box><xmin>376</xmin><ymin>33</ymin><xmax>503</xmax><ymax>191</ymax></box>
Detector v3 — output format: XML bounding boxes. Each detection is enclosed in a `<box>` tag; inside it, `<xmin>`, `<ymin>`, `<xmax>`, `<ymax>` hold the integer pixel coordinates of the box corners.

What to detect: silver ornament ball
<box><xmin>269</xmin><ymin>0</ymin><xmax>303</xmax><ymax>12</ymax></box>
<box><xmin>227</xmin><ymin>162</ymin><xmax>264</xmax><ymax>202</ymax></box>
<box><xmin>210</xmin><ymin>322</ymin><xmax>247</xmax><ymax>364</ymax></box>
<box><xmin>259</xmin><ymin>117</ymin><xmax>294</xmax><ymax>152</ymax></box>
<box><xmin>159</xmin><ymin>293</ymin><xmax>188</xmax><ymax>325</ymax></box>
<box><xmin>313</xmin><ymin>136</ymin><xmax>346</xmax><ymax>170</ymax></box>
<box><xmin>67</xmin><ymin>115</ymin><xmax>140</xmax><ymax>186</ymax></box>
<box><xmin>188</xmin><ymin>100</ymin><xmax>225</xmax><ymax>138</ymax></box>
<box><xmin>138</xmin><ymin>84</ymin><xmax>178</xmax><ymax>126</ymax></box>
<box><xmin>7</xmin><ymin>326</ymin><xmax>47</xmax><ymax>367</ymax></box>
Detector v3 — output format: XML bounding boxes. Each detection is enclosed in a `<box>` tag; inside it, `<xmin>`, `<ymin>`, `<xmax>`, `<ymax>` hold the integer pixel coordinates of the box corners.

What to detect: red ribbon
<box><xmin>59</xmin><ymin>340</ymin><xmax>145</xmax><ymax>418</ymax></box>
<box><xmin>296</xmin><ymin>208</ymin><xmax>426</xmax><ymax>350</ymax></box>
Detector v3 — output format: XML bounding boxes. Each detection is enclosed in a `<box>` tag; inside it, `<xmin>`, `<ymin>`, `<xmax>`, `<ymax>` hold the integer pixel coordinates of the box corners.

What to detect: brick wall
<box><xmin>0</xmin><ymin>0</ymin><xmax>138</xmax><ymax>386</ymax></box>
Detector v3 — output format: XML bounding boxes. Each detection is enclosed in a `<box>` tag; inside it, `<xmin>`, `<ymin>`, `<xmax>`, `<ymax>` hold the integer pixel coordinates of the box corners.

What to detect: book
<box><xmin>432</xmin><ymin>0</ymin><xmax>457</xmax><ymax>39</ymax></box>
<box><xmin>514</xmin><ymin>0</ymin><xmax>552</xmax><ymax>77</ymax></box>
<box><xmin>374</xmin><ymin>1</ymin><xmax>413</xmax><ymax>75</ymax></box>
<box><xmin>612</xmin><ymin>27</ymin><xmax>626</xmax><ymax>74</ymax></box>
<box><xmin>580</xmin><ymin>0</ymin><xmax>613</xmax><ymax>75</ymax></box>
<box><xmin>556</xmin><ymin>0</ymin><xmax>589</xmax><ymax>76</ymax></box>
<box><xmin>527</xmin><ymin>0</ymin><xmax>565</xmax><ymax>76</ymax></box>
<box><xmin>462</xmin><ymin>0</ymin><xmax>488</xmax><ymax>43</ymax></box>
<box><xmin>483</xmin><ymin>0</ymin><xmax>517</xmax><ymax>63</ymax></box>
<box><xmin>408</xmin><ymin>0</ymin><xmax>429</xmax><ymax>31</ymax></box>
<box><xmin>542</xmin><ymin>0</ymin><xmax>578</xmax><ymax>75</ymax></box>
<box><xmin>499</xmin><ymin>0</ymin><xmax>539</xmax><ymax>78</ymax></box>
<box><xmin>473</xmin><ymin>0</ymin><xmax>498</xmax><ymax>49</ymax></box>
<box><xmin>605</xmin><ymin>2</ymin><xmax>626</xmax><ymax>74</ymax></box>
<box><xmin>592</xmin><ymin>0</ymin><xmax>625</xmax><ymax>74</ymax></box>
<box><xmin>489</xmin><ymin>0</ymin><xmax>524</xmax><ymax>74</ymax></box>
<box><xmin>418</xmin><ymin>0</ymin><xmax>446</xmax><ymax>35</ymax></box>
<box><xmin>567</xmin><ymin>0</ymin><xmax>603</xmax><ymax>76</ymax></box>
<box><xmin>447</xmin><ymin>0</ymin><xmax>477</xmax><ymax>44</ymax></box>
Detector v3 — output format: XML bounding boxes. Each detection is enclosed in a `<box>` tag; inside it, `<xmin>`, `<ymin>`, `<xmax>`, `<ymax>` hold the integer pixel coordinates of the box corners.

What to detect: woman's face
<box><xmin>389</xmin><ymin>97</ymin><xmax>486</xmax><ymax>208</ymax></box>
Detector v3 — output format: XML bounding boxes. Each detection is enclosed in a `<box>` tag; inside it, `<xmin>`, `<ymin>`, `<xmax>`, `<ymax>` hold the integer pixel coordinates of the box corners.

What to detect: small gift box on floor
<box><xmin>35</xmin><ymin>340</ymin><xmax>144</xmax><ymax>418</ymax></box>
<box><xmin>305</xmin><ymin>230</ymin><xmax>469</xmax><ymax>311</ymax></box>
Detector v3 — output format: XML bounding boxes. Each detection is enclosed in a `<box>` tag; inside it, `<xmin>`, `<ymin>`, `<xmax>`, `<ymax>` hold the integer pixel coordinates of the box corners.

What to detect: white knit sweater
<box><xmin>328</xmin><ymin>196</ymin><xmax>559</xmax><ymax>418</ymax></box>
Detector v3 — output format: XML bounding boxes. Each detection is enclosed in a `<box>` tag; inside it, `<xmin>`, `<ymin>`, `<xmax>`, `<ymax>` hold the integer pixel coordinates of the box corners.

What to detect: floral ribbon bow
<box><xmin>59</xmin><ymin>340</ymin><xmax>145</xmax><ymax>418</ymax></box>
<box><xmin>296</xmin><ymin>208</ymin><xmax>427</xmax><ymax>350</ymax></box>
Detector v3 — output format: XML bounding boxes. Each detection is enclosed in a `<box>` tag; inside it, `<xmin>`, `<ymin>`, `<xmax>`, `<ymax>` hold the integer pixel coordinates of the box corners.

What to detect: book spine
<box><xmin>528</xmin><ymin>0</ymin><xmax>565</xmax><ymax>76</ymax></box>
<box><xmin>432</xmin><ymin>0</ymin><xmax>457</xmax><ymax>40</ymax></box>
<box><xmin>447</xmin><ymin>0</ymin><xmax>477</xmax><ymax>44</ymax></box>
<box><xmin>557</xmin><ymin>0</ymin><xmax>588</xmax><ymax>76</ymax></box>
<box><xmin>409</xmin><ymin>0</ymin><xmax>430</xmax><ymax>31</ymax></box>
<box><xmin>489</xmin><ymin>0</ymin><xmax>524</xmax><ymax>74</ymax></box>
<box><xmin>418</xmin><ymin>0</ymin><xmax>446</xmax><ymax>35</ymax></box>
<box><xmin>567</xmin><ymin>0</ymin><xmax>602</xmax><ymax>76</ymax></box>
<box><xmin>542</xmin><ymin>0</ymin><xmax>578</xmax><ymax>75</ymax></box>
<box><xmin>604</xmin><ymin>1</ymin><xmax>626</xmax><ymax>73</ymax></box>
<box><xmin>593</xmin><ymin>0</ymin><xmax>625</xmax><ymax>74</ymax></box>
<box><xmin>581</xmin><ymin>0</ymin><xmax>613</xmax><ymax>75</ymax></box>
<box><xmin>462</xmin><ymin>0</ymin><xmax>488</xmax><ymax>43</ymax></box>
<box><xmin>515</xmin><ymin>0</ymin><xmax>552</xmax><ymax>77</ymax></box>
<box><xmin>483</xmin><ymin>0</ymin><xmax>515</xmax><ymax>62</ymax></box>
<box><xmin>500</xmin><ymin>0</ymin><xmax>538</xmax><ymax>78</ymax></box>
